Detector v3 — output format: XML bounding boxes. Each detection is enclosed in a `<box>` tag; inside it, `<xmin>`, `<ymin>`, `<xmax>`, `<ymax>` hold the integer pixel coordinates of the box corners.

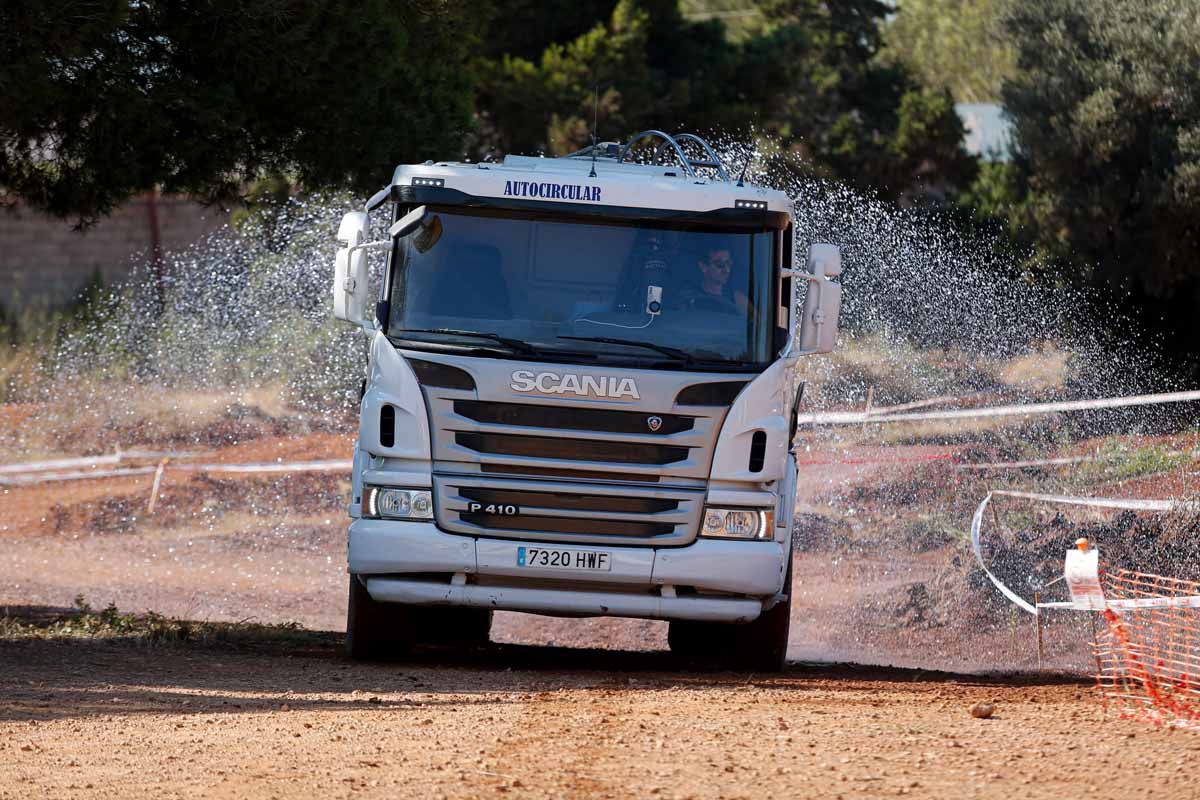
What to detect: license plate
<box><xmin>517</xmin><ymin>546</ymin><xmax>611</xmax><ymax>571</ymax></box>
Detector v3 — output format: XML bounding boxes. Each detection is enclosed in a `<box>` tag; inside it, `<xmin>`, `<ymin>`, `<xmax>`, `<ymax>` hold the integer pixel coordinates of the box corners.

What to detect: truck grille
<box><xmin>454</xmin><ymin>432</ymin><xmax>690</xmax><ymax>465</ymax></box>
<box><xmin>453</xmin><ymin>400</ymin><xmax>695</xmax><ymax>435</ymax></box>
<box><xmin>434</xmin><ymin>475</ymin><xmax>703</xmax><ymax>546</ymax></box>
<box><xmin>429</xmin><ymin>396</ymin><xmax>721</xmax><ymax>479</ymax></box>
<box><xmin>410</xmin><ymin>359</ymin><xmax>746</xmax><ymax>544</ymax></box>
<box><xmin>457</xmin><ymin>486</ymin><xmax>677</xmax><ymax>513</ymax></box>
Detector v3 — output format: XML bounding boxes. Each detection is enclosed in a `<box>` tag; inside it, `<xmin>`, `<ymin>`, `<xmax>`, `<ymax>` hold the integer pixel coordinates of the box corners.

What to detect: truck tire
<box><xmin>730</xmin><ymin>550</ymin><xmax>793</xmax><ymax>672</ymax></box>
<box><xmin>345</xmin><ymin>574</ymin><xmax>415</xmax><ymax>660</ymax></box>
<box><xmin>667</xmin><ymin>552</ymin><xmax>792</xmax><ymax>672</ymax></box>
<box><xmin>416</xmin><ymin>607</ymin><xmax>493</xmax><ymax>646</ymax></box>
<box><xmin>667</xmin><ymin>619</ymin><xmax>735</xmax><ymax>658</ymax></box>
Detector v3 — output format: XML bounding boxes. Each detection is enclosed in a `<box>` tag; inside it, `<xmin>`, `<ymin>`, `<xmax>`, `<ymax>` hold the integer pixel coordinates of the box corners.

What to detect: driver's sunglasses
<box><xmin>707</xmin><ymin>258</ymin><xmax>732</xmax><ymax>270</ymax></box>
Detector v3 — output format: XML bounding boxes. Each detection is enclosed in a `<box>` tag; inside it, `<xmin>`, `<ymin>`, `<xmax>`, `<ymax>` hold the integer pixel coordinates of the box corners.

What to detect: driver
<box><xmin>677</xmin><ymin>247</ymin><xmax>749</xmax><ymax>314</ymax></box>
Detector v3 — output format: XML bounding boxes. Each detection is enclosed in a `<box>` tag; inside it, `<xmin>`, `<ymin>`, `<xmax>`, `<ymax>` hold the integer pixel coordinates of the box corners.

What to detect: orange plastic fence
<box><xmin>1094</xmin><ymin>567</ymin><xmax>1200</xmax><ymax>730</ymax></box>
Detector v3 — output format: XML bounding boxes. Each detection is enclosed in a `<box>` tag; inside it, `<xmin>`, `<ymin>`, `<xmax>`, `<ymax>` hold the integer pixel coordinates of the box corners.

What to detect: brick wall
<box><xmin>0</xmin><ymin>194</ymin><xmax>230</xmax><ymax>308</ymax></box>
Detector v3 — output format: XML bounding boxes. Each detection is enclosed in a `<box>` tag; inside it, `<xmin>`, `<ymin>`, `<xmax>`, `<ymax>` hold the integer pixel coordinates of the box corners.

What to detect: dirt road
<box><xmin>3</xmin><ymin>633</ymin><xmax>1193</xmax><ymax>800</ymax></box>
<box><xmin>5</xmin><ymin>430</ymin><xmax>1200</xmax><ymax>798</ymax></box>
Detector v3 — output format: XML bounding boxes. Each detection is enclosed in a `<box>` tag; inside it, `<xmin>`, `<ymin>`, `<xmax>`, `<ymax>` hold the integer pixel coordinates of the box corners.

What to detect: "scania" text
<box><xmin>510</xmin><ymin>370</ymin><xmax>640</xmax><ymax>400</ymax></box>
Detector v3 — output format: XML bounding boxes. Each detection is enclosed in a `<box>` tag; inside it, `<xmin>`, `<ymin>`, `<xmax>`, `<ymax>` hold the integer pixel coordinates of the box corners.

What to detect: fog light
<box><xmin>700</xmin><ymin>507</ymin><xmax>773</xmax><ymax>540</ymax></box>
<box><xmin>364</xmin><ymin>486</ymin><xmax>434</xmax><ymax>520</ymax></box>
<box><xmin>411</xmin><ymin>492</ymin><xmax>433</xmax><ymax>517</ymax></box>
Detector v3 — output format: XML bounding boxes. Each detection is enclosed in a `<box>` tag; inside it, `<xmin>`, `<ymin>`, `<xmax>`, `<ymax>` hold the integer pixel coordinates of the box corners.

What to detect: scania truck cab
<box><xmin>332</xmin><ymin>131</ymin><xmax>842</xmax><ymax>670</ymax></box>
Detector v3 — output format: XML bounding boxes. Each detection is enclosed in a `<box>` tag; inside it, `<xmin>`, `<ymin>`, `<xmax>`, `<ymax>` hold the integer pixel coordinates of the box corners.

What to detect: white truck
<box><xmin>331</xmin><ymin>131</ymin><xmax>842</xmax><ymax>670</ymax></box>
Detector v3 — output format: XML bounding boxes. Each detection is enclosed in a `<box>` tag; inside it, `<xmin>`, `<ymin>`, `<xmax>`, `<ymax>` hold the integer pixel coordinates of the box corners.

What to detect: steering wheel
<box><xmin>688</xmin><ymin>293</ymin><xmax>740</xmax><ymax>315</ymax></box>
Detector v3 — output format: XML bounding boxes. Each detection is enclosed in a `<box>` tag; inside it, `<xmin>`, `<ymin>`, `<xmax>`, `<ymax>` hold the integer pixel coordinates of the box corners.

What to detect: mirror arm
<box><xmin>339</xmin><ymin>240</ymin><xmax>390</xmax><ymax>292</ymax></box>
<box><xmin>389</xmin><ymin>205</ymin><xmax>428</xmax><ymax>239</ymax></box>
<box><xmin>365</xmin><ymin>186</ymin><xmax>392</xmax><ymax>212</ymax></box>
<box><xmin>333</xmin><ymin>239</ymin><xmax>389</xmax><ymax>331</ymax></box>
<box><xmin>780</xmin><ymin>269</ymin><xmax>809</xmax><ymax>358</ymax></box>
<box><xmin>785</xmin><ymin>271</ymin><xmax>837</xmax><ymax>358</ymax></box>
<box><xmin>336</xmin><ymin>241</ymin><xmax>389</xmax><ymax>299</ymax></box>
<box><xmin>347</xmin><ymin>240</ymin><xmax>390</xmax><ymax>253</ymax></box>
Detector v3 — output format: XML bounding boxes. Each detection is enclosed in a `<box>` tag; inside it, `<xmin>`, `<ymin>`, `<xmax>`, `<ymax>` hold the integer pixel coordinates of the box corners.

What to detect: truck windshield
<box><xmin>386</xmin><ymin>208</ymin><xmax>777</xmax><ymax>368</ymax></box>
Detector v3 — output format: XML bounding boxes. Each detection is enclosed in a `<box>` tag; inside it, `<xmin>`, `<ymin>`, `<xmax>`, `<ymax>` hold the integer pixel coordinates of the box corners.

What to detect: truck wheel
<box><xmin>668</xmin><ymin>552</ymin><xmax>793</xmax><ymax>672</ymax></box>
<box><xmin>731</xmin><ymin>552</ymin><xmax>793</xmax><ymax>672</ymax></box>
<box><xmin>668</xmin><ymin>619</ymin><xmax>735</xmax><ymax>659</ymax></box>
<box><xmin>345</xmin><ymin>574</ymin><xmax>414</xmax><ymax>660</ymax></box>
<box><xmin>416</xmin><ymin>607</ymin><xmax>493</xmax><ymax>646</ymax></box>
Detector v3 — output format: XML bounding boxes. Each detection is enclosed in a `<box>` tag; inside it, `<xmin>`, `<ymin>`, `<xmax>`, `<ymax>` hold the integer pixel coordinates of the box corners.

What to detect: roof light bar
<box><xmin>735</xmin><ymin>199</ymin><xmax>768</xmax><ymax>210</ymax></box>
<box><xmin>411</xmin><ymin>177</ymin><xmax>445</xmax><ymax>187</ymax></box>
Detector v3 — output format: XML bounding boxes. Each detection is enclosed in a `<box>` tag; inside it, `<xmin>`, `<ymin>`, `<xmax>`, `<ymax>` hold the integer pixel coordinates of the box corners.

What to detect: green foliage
<box><xmin>474</xmin><ymin>0</ymin><xmax>737</xmax><ymax>157</ymax></box>
<box><xmin>481</xmin><ymin>0</ymin><xmax>618</xmax><ymax>61</ymax></box>
<box><xmin>882</xmin><ymin>0</ymin><xmax>1016</xmax><ymax>103</ymax></box>
<box><xmin>1000</xmin><ymin>0</ymin><xmax>1200</xmax><ymax>351</ymax></box>
<box><xmin>0</xmin><ymin>0</ymin><xmax>982</xmax><ymax>216</ymax></box>
<box><xmin>474</xmin><ymin>0</ymin><xmax>977</xmax><ymax>203</ymax></box>
<box><xmin>748</xmin><ymin>2</ymin><xmax>978</xmax><ymax>198</ymax></box>
<box><xmin>678</xmin><ymin>0</ymin><xmax>766</xmax><ymax>43</ymax></box>
<box><xmin>1072</xmin><ymin>439</ymin><xmax>1191</xmax><ymax>487</ymax></box>
<box><xmin>0</xmin><ymin>0</ymin><xmax>483</xmax><ymax>224</ymax></box>
<box><xmin>957</xmin><ymin>162</ymin><xmax>1025</xmax><ymax>225</ymax></box>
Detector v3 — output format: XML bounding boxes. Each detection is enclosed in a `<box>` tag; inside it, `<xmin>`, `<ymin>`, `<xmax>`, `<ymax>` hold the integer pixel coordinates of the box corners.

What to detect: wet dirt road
<box><xmin>2</xmin><ymin>635</ymin><xmax>1193</xmax><ymax>800</ymax></box>
<box><xmin>4</xmin><ymin>436</ymin><xmax>1197</xmax><ymax>798</ymax></box>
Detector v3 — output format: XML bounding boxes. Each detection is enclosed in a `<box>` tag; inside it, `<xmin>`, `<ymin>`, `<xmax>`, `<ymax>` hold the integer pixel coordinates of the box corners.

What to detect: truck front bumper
<box><xmin>348</xmin><ymin>519</ymin><xmax>787</xmax><ymax>623</ymax></box>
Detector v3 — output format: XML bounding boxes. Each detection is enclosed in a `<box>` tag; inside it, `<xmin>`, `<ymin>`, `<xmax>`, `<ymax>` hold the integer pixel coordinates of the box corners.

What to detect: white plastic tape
<box><xmin>973</xmin><ymin>490</ymin><xmax>1200</xmax><ymax>615</ymax></box>
<box><xmin>1039</xmin><ymin>594</ymin><xmax>1200</xmax><ymax>611</ymax></box>
<box><xmin>0</xmin><ymin>466</ymin><xmax>157</xmax><ymax>486</ymax></box>
<box><xmin>988</xmin><ymin>489</ymin><xmax>1184</xmax><ymax>513</ymax></box>
<box><xmin>970</xmin><ymin>491</ymin><xmax>1039</xmax><ymax>615</ymax></box>
<box><xmin>172</xmin><ymin>459</ymin><xmax>352</xmax><ymax>475</ymax></box>
<box><xmin>1064</xmin><ymin>548</ymin><xmax>1105</xmax><ymax>610</ymax></box>
<box><xmin>1060</xmin><ymin>545</ymin><xmax>1200</xmax><ymax>611</ymax></box>
<box><xmin>0</xmin><ymin>448</ymin><xmax>188</xmax><ymax>475</ymax></box>
<box><xmin>0</xmin><ymin>459</ymin><xmax>351</xmax><ymax>485</ymax></box>
<box><xmin>0</xmin><ymin>453</ymin><xmax>124</xmax><ymax>475</ymax></box>
<box><xmin>801</xmin><ymin>388</ymin><xmax>1200</xmax><ymax>426</ymax></box>
<box><xmin>957</xmin><ymin>456</ymin><xmax>1092</xmax><ymax>471</ymax></box>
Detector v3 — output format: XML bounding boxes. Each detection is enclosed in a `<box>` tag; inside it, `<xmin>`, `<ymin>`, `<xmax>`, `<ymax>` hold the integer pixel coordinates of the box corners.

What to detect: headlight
<box><xmin>363</xmin><ymin>486</ymin><xmax>434</xmax><ymax>520</ymax></box>
<box><xmin>700</xmin><ymin>507</ymin><xmax>773</xmax><ymax>540</ymax></box>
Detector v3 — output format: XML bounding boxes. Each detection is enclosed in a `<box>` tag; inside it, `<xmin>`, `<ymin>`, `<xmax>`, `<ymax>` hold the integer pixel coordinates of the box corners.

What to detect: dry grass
<box><xmin>857</xmin><ymin>414</ymin><xmax>1051</xmax><ymax>447</ymax></box>
<box><xmin>0</xmin><ymin>344</ymin><xmax>45</xmax><ymax>402</ymax></box>
<box><xmin>803</xmin><ymin>333</ymin><xmax>1078</xmax><ymax>413</ymax></box>
<box><xmin>997</xmin><ymin>342</ymin><xmax>1072</xmax><ymax>394</ymax></box>
<box><xmin>0</xmin><ymin>595</ymin><xmax>331</xmax><ymax>651</ymax></box>
<box><xmin>0</xmin><ymin>381</ymin><xmax>307</xmax><ymax>461</ymax></box>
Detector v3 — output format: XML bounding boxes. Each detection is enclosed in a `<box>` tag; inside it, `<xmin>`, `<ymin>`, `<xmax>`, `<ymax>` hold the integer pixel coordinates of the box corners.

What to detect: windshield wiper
<box><xmin>392</xmin><ymin>328</ymin><xmax>539</xmax><ymax>356</ymax></box>
<box><xmin>558</xmin><ymin>335</ymin><xmax>693</xmax><ymax>364</ymax></box>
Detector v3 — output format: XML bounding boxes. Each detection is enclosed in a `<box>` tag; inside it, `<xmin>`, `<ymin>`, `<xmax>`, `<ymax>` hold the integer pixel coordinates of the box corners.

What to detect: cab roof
<box><xmin>374</xmin><ymin>132</ymin><xmax>792</xmax><ymax>222</ymax></box>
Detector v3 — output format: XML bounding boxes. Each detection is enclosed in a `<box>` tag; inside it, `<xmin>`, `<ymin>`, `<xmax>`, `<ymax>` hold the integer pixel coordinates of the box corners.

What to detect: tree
<box><xmin>480</xmin><ymin>0</ymin><xmax>617</xmax><ymax>62</ymax></box>
<box><xmin>1000</xmin><ymin>0</ymin><xmax>1200</xmax><ymax>349</ymax></box>
<box><xmin>473</xmin><ymin>0</ymin><xmax>976</xmax><ymax>203</ymax></box>
<box><xmin>472</xmin><ymin>0</ymin><xmax>742</xmax><ymax>159</ymax></box>
<box><xmin>0</xmin><ymin>0</ymin><xmax>484</xmax><ymax>223</ymax></box>
<box><xmin>882</xmin><ymin>0</ymin><xmax>1016</xmax><ymax>103</ymax></box>
<box><xmin>752</xmin><ymin>0</ymin><xmax>977</xmax><ymax>200</ymax></box>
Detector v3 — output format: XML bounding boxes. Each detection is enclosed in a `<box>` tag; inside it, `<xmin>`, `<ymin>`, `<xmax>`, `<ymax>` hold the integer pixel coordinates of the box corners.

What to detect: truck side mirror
<box><xmin>333</xmin><ymin>212</ymin><xmax>370</xmax><ymax>325</ymax></box>
<box><xmin>795</xmin><ymin>243</ymin><xmax>843</xmax><ymax>355</ymax></box>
